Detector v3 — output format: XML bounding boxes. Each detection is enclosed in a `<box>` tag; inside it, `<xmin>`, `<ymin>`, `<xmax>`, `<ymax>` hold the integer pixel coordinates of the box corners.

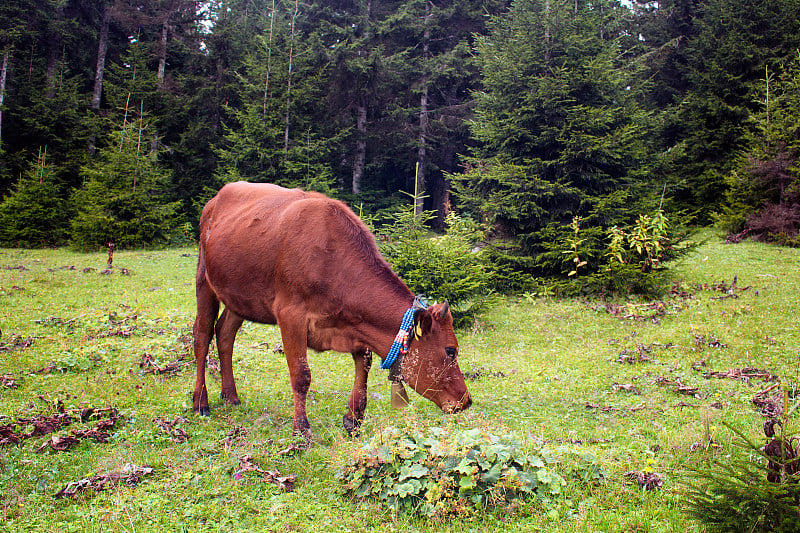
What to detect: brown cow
<box><xmin>192</xmin><ymin>182</ymin><xmax>471</xmax><ymax>440</ymax></box>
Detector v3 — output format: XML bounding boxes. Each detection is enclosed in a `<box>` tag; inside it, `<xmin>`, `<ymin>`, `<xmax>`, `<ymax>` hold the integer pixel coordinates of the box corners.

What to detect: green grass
<box><xmin>1</xmin><ymin>233</ymin><xmax>799</xmax><ymax>532</ymax></box>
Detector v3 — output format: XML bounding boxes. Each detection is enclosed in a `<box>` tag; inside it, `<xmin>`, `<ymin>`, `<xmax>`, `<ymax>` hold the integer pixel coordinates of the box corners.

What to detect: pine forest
<box><xmin>1</xmin><ymin>0</ymin><xmax>800</xmax><ymax>287</ymax></box>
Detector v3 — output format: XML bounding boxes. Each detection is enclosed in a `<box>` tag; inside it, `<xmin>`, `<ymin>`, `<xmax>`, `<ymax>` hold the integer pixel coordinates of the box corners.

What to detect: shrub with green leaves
<box><xmin>335</xmin><ymin>422</ymin><xmax>566</xmax><ymax>518</ymax></box>
<box><xmin>376</xmin><ymin>206</ymin><xmax>493</xmax><ymax>325</ymax></box>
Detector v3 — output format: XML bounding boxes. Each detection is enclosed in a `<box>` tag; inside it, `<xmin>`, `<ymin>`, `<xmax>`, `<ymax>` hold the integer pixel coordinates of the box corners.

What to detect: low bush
<box><xmin>335</xmin><ymin>419</ymin><xmax>566</xmax><ymax>518</ymax></box>
<box><xmin>376</xmin><ymin>205</ymin><xmax>494</xmax><ymax>325</ymax></box>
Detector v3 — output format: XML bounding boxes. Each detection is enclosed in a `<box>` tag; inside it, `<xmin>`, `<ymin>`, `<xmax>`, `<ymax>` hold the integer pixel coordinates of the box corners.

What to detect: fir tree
<box><xmin>0</xmin><ymin>148</ymin><xmax>70</xmax><ymax>247</ymax></box>
<box><xmin>71</xmin><ymin>106</ymin><xmax>182</xmax><ymax>250</ymax></box>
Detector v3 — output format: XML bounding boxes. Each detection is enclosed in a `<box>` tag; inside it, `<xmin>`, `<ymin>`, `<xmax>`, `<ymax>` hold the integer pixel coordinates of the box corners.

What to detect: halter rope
<box><xmin>380</xmin><ymin>296</ymin><xmax>427</xmax><ymax>370</ymax></box>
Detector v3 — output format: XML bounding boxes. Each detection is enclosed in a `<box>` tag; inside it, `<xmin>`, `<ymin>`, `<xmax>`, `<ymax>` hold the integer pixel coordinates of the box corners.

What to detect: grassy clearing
<box><xmin>1</xmin><ymin>233</ymin><xmax>799</xmax><ymax>532</ymax></box>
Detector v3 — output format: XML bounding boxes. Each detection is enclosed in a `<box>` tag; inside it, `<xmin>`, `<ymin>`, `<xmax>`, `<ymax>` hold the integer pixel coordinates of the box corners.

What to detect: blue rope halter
<box><xmin>380</xmin><ymin>296</ymin><xmax>427</xmax><ymax>370</ymax></box>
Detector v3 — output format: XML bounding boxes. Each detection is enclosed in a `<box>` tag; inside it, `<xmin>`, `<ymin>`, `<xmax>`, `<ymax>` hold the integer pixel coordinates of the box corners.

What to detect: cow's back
<box><xmin>198</xmin><ymin>182</ymin><xmax>401</xmax><ymax>325</ymax></box>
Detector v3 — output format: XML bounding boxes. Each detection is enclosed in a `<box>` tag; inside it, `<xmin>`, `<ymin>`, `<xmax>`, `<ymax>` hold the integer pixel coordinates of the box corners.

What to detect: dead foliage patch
<box><xmin>48</xmin><ymin>265</ymin><xmax>77</xmax><ymax>272</ymax></box>
<box><xmin>153</xmin><ymin>416</ymin><xmax>190</xmax><ymax>443</ymax></box>
<box><xmin>139</xmin><ymin>351</ymin><xmax>188</xmax><ymax>376</ymax></box>
<box><xmin>0</xmin><ymin>404</ymin><xmax>120</xmax><ymax>450</ymax></box>
<box><xmin>761</xmin><ymin>418</ymin><xmax>800</xmax><ymax>482</ymax></box>
<box><xmin>585</xmin><ymin>402</ymin><xmax>646</xmax><ymax>413</ymax></box>
<box><xmin>88</xmin><ymin>312</ymin><xmax>138</xmax><ymax>339</ymax></box>
<box><xmin>37</xmin><ymin>417</ymin><xmax>118</xmax><ymax>452</ymax></box>
<box><xmin>223</xmin><ymin>426</ymin><xmax>250</xmax><ymax>450</ymax></box>
<box><xmin>695</xmin><ymin>363</ymin><xmax>779</xmax><ymax>383</ymax></box>
<box><xmin>1</xmin><ymin>373</ymin><xmax>19</xmax><ymax>389</ymax></box>
<box><xmin>553</xmin><ymin>437</ymin><xmax>610</xmax><ymax>445</ymax></box>
<box><xmin>34</xmin><ymin>315</ymin><xmax>82</xmax><ymax>333</ymax></box>
<box><xmin>1</xmin><ymin>265</ymin><xmax>29</xmax><ymax>271</ymax></box>
<box><xmin>55</xmin><ymin>464</ymin><xmax>153</xmax><ymax>499</ymax></box>
<box><xmin>654</xmin><ymin>376</ymin><xmax>701</xmax><ymax>398</ymax></box>
<box><xmin>695</xmin><ymin>276</ymin><xmax>752</xmax><ymax>301</ymax></box>
<box><xmin>593</xmin><ymin>283</ymin><xmax>694</xmax><ymax>322</ymax></box>
<box><xmin>0</xmin><ymin>334</ymin><xmax>35</xmax><ymax>352</ymax></box>
<box><xmin>693</xmin><ymin>334</ymin><xmax>728</xmax><ymax>349</ymax></box>
<box><xmin>593</xmin><ymin>301</ymin><xmax>674</xmax><ymax>322</ymax></box>
<box><xmin>613</xmin><ymin>382</ymin><xmax>642</xmax><ymax>395</ymax></box>
<box><xmin>624</xmin><ymin>470</ymin><xmax>664</xmax><ymax>490</ymax></box>
<box><xmin>462</xmin><ymin>366</ymin><xmax>506</xmax><ymax>381</ymax></box>
<box><xmin>615</xmin><ymin>343</ymin><xmax>654</xmax><ymax>364</ymax></box>
<box><xmin>233</xmin><ymin>455</ymin><xmax>296</xmax><ymax>491</ymax></box>
<box><xmin>752</xmin><ymin>384</ymin><xmax>785</xmax><ymax>418</ymax></box>
<box><xmin>139</xmin><ymin>334</ymin><xmax>195</xmax><ymax>376</ymax></box>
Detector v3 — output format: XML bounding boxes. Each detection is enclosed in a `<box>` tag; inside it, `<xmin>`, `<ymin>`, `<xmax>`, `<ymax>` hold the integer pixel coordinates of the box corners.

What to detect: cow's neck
<box><xmin>354</xmin><ymin>280</ymin><xmax>415</xmax><ymax>360</ymax></box>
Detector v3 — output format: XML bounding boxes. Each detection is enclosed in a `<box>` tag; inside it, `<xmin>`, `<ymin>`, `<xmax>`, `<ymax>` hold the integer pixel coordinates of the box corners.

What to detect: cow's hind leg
<box><xmin>344</xmin><ymin>350</ymin><xmax>372</xmax><ymax>435</ymax></box>
<box><xmin>193</xmin><ymin>278</ymin><xmax>219</xmax><ymax>416</ymax></box>
<box><xmin>215</xmin><ymin>308</ymin><xmax>244</xmax><ymax>405</ymax></box>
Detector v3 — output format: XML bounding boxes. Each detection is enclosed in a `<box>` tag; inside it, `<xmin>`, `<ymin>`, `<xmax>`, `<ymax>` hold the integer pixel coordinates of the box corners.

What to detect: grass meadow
<box><xmin>1</xmin><ymin>232</ymin><xmax>799</xmax><ymax>532</ymax></box>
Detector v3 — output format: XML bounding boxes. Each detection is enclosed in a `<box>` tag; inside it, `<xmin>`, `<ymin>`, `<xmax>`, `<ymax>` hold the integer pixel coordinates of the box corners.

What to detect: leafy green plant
<box><xmin>627</xmin><ymin>211</ymin><xmax>670</xmax><ymax>272</ymax></box>
<box><xmin>562</xmin><ymin>216</ymin><xmax>588</xmax><ymax>277</ymax></box>
<box><xmin>335</xmin><ymin>420</ymin><xmax>566</xmax><ymax>518</ymax></box>
<box><xmin>54</xmin><ymin>349</ymin><xmax>110</xmax><ymax>372</ymax></box>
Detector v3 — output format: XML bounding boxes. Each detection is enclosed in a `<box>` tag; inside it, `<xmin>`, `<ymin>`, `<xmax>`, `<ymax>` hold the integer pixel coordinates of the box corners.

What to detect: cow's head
<box><xmin>400</xmin><ymin>302</ymin><xmax>471</xmax><ymax>413</ymax></box>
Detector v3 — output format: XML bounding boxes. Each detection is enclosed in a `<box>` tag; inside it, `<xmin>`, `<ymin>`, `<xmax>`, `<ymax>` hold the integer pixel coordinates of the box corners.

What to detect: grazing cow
<box><xmin>192</xmin><ymin>182</ymin><xmax>471</xmax><ymax>439</ymax></box>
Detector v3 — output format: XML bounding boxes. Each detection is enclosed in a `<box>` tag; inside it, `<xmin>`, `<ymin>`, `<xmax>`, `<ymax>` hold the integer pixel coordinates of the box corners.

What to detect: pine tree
<box><xmin>453</xmin><ymin>0</ymin><xmax>654</xmax><ymax>272</ymax></box>
<box><xmin>213</xmin><ymin>0</ymin><xmax>337</xmax><ymax>193</ymax></box>
<box><xmin>0</xmin><ymin>148</ymin><xmax>70</xmax><ymax>247</ymax></box>
<box><xmin>71</xmin><ymin>105</ymin><xmax>182</xmax><ymax>250</ymax></box>
<box><xmin>675</xmin><ymin>0</ymin><xmax>800</xmax><ymax>220</ymax></box>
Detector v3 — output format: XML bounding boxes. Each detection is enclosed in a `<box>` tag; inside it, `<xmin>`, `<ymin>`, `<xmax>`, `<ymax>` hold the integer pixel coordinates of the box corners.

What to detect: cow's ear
<box><xmin>413</xmin><ymin>309</ymin><xmax>433</xmax><ymax>339</ymax></box>
<box><xmin>431</xmin><ymin>301</ymin><xmax>450</xmax><ymax>322</ymax></box>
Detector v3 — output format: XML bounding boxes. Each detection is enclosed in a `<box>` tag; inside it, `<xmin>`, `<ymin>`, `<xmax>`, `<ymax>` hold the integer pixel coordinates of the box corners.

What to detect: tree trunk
<box><xmin>351</xmin><ymin>0</ymin><xmax>372</xmax><ymax>194</ymax></box>
<box><xmin>415</xmin><ymin>1</ymin><xmax>432</xmax><ymax>217</ymax></box>
<box><xmin>156</xmin><ymin>22</ymin><xmax>168</xmax><ymax>90</ymax></box>
<box><xmin>0</xmin><ymin>48</ymin><xmax>9</xmax><ymax>145</ymax></box>
<box><xmin>45</xmin><ymin>7</ymin><xmax>63</xmax><ymax>99</ymax></box>
<box><xmin>91</xmin><ymin>4</ymin><xmax>112</xmax><ymax>110</ymax></box>
<box><xmin>352</xmin><ymin>103</ymin><xmax>367</xmax><ymax>194</ymax></box>
<box><xmin>284</xmin><ymin>0</ymin><xmax>299</xmax><ymax>154</ymax></box>
<box><xmin>263</xmin><ymin>0</ymin><xmax>275</xmax><ymax>119</ymax></box>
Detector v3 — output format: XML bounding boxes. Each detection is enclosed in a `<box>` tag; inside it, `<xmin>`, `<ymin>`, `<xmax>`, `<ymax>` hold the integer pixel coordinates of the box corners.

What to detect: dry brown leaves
<box><xmin>153</xmin><ymin>416</ymin><xmax>190</xmax><ymax>443</ymax></box>
<box><xmin>55</xmin><ymin>464</ymin><xmax>154</xmax><ymax>499</ymax></box>
<box><xmin>594</xmin><ymin>301</ymin><xmax>673</xmax><ymax>322</ymax></box>
<box><xmin>1</xmin><ymin>373</ymin><xmax>19</xmax><ymax>389</ymax></box>
<box><xmin>223</xmin><ymin>426</ymin><xmax>250</xmax><ymax>450</ymax></box>
<box><xmin>704</xmin><ymin>366</ymin><xmax>778</xmax><ymax>383</ymax></box>
<box><xmin>233</xmin><ymin>455</ymin><xmax>296</xmax><ymax>491</ymax></box>
<box><xmin>615</xmin><ymin>343</ymin><xmax>654</xmax><ymax>364</ymax></box>
<box><xmin>693</xmin><ymin>334</ymin><xmax>728</xmax><ymax>349</ymax></box>
<box><xmin>612</xmin><ymin>383</ymin><xmax>642</xmax><ymax>395</ymax></box>
<box><xmin>0</xmin><ymin>405</ymin><xmax>120</xmax><ymax>450</ymax></box>
<box><xmin>463</xmin><ymin>366</ymin><xmax>506</xmax><ymax>381</ymax></box>
<box><xmin>0</xmin><ymin>334</ymin><xmax>35</xmax><ymax>353</ymax></box>
<box><xmin>139</xmin><ymin>351</ymin><xmax>188</xmax><ymax>376</ymax></box>
<box><xmin>624</xmin><ymin>470</ymin><xmax>664</xmax><ymax>490</ymax></box>
<box><xmin>139</xmin><ymin>334</ymin><xmax>196</xmax><ymax>376</ymax></box>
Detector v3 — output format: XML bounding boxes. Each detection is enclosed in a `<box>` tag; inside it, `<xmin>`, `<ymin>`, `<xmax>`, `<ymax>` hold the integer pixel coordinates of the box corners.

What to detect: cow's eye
<box><xmin>445</xmin><ymin>347</ymin><xmax>457</xmax><ymax>359</ymax></box>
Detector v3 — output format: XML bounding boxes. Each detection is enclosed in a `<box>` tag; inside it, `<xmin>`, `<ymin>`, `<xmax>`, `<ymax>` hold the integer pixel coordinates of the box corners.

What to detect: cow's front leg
<box><xmin>344</xmin><ymin>350</ymin><xmax>372</xmax><ymax>435</ymax></box>
<box><xmin>280</xmin><ymin>320</ymin><xmax>312</xmax><ymax>442</ymax></box>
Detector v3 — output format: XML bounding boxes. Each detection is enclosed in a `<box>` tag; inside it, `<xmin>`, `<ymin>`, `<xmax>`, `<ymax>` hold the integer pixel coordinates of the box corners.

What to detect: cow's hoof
<box><xmin>193</xmin><ymin>406</ymin><xmax>210</xmax><ymax>416</ymax></box>
<box><xmin>221</xmin><ymin>395</ymin><xmax>241</xmax><ymax>406</ymax></box>
<box><xmin>343</xmin><ymin>415</ymin><xmax>362</xmax><ymax>436</ymax></box>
